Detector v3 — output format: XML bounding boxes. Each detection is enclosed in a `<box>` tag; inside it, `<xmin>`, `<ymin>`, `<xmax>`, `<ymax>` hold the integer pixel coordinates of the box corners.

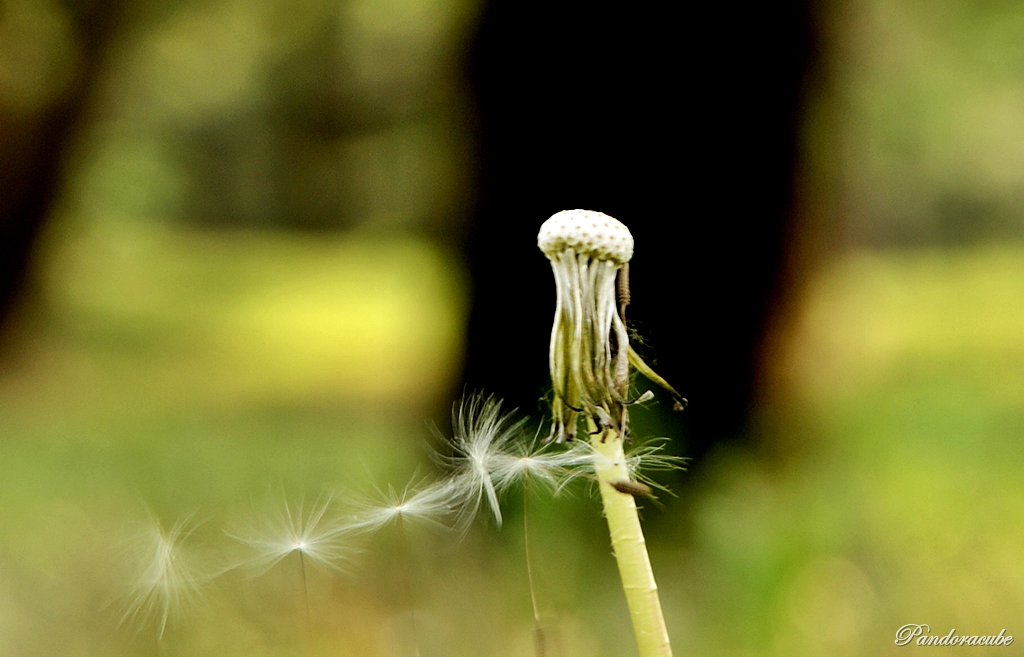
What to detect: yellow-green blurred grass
<box><xmin>7</xmin><ymin>234</ymin><xmax>1024</xmax><ymax>655</ymax></box>
<box><xmin>4</xmin><ymin>216</ymin><xmax>466</xmax><ymax>420</ymax></box>
<box><xmin>786</xmin><ymin>245</ymin><xmax>1024</xmax><ymax>402</ymax></box>
<box><xmin>678</xmin><ymin>245</ymin><xmax>1024</xmax><ymax>656</ymax></box>
<box><xmin>0</xmin><ymin>213</ymin><xmax>638</xmax><ymax>655</ymax></box>
<box><xmin>0</xmin><ymin>218</ymin><xmax>470</xmax><ymax>655</ymax></box>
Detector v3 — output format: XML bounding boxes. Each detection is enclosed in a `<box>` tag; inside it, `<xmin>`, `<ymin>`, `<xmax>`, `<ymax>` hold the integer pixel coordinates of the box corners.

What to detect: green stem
<box><xmin>589</xmin><ymin>420</ymin><xmax>672</xmax><ymax>657</ymax></box>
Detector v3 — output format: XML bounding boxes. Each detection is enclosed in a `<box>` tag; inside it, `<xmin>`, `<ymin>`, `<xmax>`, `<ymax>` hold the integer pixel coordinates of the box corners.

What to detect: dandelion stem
<box><xmin>537</xmin><ymin>210</ymin><xmax>676</xmax><ymax>655</ymax></box>
<box><xmin>589</xmin><ymin>419</ymin><xmax>672</xmax><ymax>657</ymax></box>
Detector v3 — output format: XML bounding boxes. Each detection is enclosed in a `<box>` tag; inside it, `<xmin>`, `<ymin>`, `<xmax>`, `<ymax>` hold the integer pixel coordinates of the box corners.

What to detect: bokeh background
<box><xmin>2</xmin><ymin>0</ymin><xmax>1024</xmax><ymax>655</ymax></box>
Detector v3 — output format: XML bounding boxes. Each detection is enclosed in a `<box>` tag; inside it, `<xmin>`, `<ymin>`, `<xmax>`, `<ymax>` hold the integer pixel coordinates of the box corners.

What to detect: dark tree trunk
<box><xmin>463</xmin><ymin>1</ymin><xmax>815</xmax><ymax>463</ymax></box>
<box><xmin>0</xmin><ymin>0</ymin><xmax>125</xmax><ymax>326</ymax></box>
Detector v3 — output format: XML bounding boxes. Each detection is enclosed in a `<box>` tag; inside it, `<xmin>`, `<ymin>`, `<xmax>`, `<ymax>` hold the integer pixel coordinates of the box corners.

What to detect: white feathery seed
<box><xmin>491</xmin><ymin>433</ymin><xmax>586</xmax><ymax>494</ymax></box>
<box><xmin>227</xmin><ymin>494</ymin><xmax>354</xmax><ymax>574</ymax></box>
<box><xmin>119</xmin><ymin>513</ymin><xmax>213</xmax><ymax>639</ymax></box>
<box><xmin>347</xmin><ymin>479</ymin><xmax>455</xmax><ymax>533</ymax></box>
<box><xmin>577</xmin><ymin>439</ymin><xmax>687</xmax><ymax>493</ymax></box>
<box><xmin>441</xmin><ymin>394</ymin><xmax>527</xmax><ymax>528</ymax></box>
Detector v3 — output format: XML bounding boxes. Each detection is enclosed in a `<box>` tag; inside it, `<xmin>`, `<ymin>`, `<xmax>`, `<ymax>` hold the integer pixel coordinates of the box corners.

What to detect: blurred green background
<box><xmin>2</xmin><ymin>0</ymin><xmax>1024</xmax><ymax>655</ymax></box>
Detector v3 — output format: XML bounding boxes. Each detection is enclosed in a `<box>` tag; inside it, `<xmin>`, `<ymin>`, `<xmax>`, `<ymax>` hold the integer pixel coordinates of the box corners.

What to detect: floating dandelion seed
<box><xmin>348</xmin><ymin>479</ymin><xmax>451</xmax><ymax>657</ymax></box>
<box><xmin>348</xmin><ymin>479</ymin><xmax>454</xmax><ymax>534</ymax></box>
<box><xmin>488</xmin><ymin>430</ymin><xmax>586</xmax><ymax>657</ymax></box>
<box><xmin>491</xmin><ymin>432</ymin><xmax>584</xmax><ymax>494</ymax></box>
<box><xmin>440</xmin><ymin>394</ymin><xmax>527</xmax><ymax>528</ymax></box>
<box><xmin>227</xmin><ymin>494</ymin><xmax>354</xmax><ymax>575</ymax></box>
<box><xmin>119</xmin><ymin>513</ymin><xmax>212</xmax><ymax>640</ymax></box>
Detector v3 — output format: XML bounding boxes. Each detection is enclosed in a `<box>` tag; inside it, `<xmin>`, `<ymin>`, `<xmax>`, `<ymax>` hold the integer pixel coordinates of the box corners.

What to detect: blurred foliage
<box><xmin>0</xmin><ymin>0</ymin><xmax>477</xmax><ymax>232</ymax></box>
<box><xmin>0</xmin><ymin>0</ymin><xmax>79</xmax><ymax>117</ymax></box>
<box><xmin>5</xmin><ymin>244</ymin><xmax>1024</xmax><ymax>655</ymax></box>
<box><xmin>809</xmin><ymin>0</ymin><xmax>1024</xmax><ymax>245</ymax></box>
<box><xmin>2</xmin><ymin>0</ymin><xmax>1024</xmax><ymax>655</ymax></box>
<box><xmin>34</xmin><ymin>224</ymin><xmax>466</xmax><ymax>407</ymax></box>
<box><xmin>671</xmin><ymin>246</ymin><xmax>1024</xmax><ymax>656</ymax></box>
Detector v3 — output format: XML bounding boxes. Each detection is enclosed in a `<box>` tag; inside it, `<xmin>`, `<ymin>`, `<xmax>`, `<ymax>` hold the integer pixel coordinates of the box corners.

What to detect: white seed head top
<box><xmin>538</xmin><ymin>209</ymin><xmax>634</xmax><ymax>264</ymax></box>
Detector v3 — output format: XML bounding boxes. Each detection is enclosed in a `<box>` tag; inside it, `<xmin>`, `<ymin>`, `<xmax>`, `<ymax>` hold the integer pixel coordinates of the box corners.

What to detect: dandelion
<box><xmin>439</xmin><ymin>394</ymin><xmax>526</xmax><ymax>528</ymax></box>
<box><xmin>538</xmin><ymin>210</ymin><xmax>675</xmax><ymax>657</ymax></box>
<box><xmin>119</xmin><ymin>512</ymin><xmax>213</xmax><ymax>642</ymax></box>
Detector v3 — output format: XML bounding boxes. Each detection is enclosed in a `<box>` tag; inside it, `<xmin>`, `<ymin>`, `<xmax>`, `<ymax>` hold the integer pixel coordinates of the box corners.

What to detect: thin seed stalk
<box><xmin>297</xmin><ymin>551</ymin><xmax>312</xmax><ymax>637</ymax></box>
<box><xmin>589</xmin><ymin>420</ymin><xmax>672</xmax><ymax>657</ymax></box>
<box><xmin>523</xmin><ymin>484</ymin><xmax>546</xmax><ymax>657</ymax></box>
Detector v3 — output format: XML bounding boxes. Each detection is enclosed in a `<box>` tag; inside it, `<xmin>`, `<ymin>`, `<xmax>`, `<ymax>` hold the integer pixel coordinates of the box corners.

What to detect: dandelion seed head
<box><xmin>538</xmin><ymin>209</ymin><xmax>634</xmax><ymax>264</ymax></box>
<box><xmin>539</xmin><ymin>211</ymin><xmax>633</xmax><ymax>442</ymax></box>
